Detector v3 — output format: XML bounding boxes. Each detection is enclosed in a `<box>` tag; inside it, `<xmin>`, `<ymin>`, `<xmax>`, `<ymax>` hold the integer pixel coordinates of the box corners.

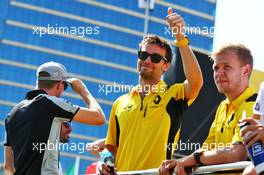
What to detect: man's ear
<box><xmin>243</xmin><ymin>64</ymin><xmax>251</xmax><ymax>77</ymax></box>
<box><xmin>56</xmin><ymin>82</ymin><xmax>61</xmax><ymax>90</ymax></box>
<box><xmin>163</xmin><ymin>62</ymin><xmax>171</xmax><ymax>72</ymax></box>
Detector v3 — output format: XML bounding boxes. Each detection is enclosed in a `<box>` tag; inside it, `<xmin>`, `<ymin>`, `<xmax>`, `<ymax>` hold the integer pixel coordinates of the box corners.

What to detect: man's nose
<box><xmin>216</xmin><ymin>69</ymin><xmax>225</xmax><ymax>77</ymax></box>
<box><xmin>144</xmin><ymin>56</ymin><xmax>152</xmax><ymax>63</ymax></box>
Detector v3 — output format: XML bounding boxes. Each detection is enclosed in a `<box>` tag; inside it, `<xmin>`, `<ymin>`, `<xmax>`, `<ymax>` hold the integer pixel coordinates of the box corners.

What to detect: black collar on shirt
<box><xmin>25</xmin><ymin>89</ymin><xmax>47</xmax><ymax>100</ymax></box>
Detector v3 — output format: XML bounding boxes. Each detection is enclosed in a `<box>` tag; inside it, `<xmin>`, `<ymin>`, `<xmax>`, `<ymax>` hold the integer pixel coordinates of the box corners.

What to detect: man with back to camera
<box><xmin>159</xmin><ymin>43</ymin><xmax>257</xmax><ymax>175</ymax></box>
<box><xmin>98</xmin><ymin>7</ymin><xmax>203</xmax><ymax>174</ymax></box>
<box><xmin>3</xmin><ymin>61</ymin><xmax>106</xmax><ymax>175</ymax></box>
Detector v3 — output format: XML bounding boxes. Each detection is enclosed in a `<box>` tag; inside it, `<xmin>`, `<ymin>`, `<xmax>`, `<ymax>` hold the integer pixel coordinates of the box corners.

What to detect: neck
<box><xmin>36</xmin><ymin>86</ymin><xmax>56</xmax><ymax>96</ymax></box>
<box><xmin>139</xmin><ymin>77</ymin><xmax>160</xmax><ymax>96</ymax></box>
<box><xmin>226</xmin><ymin>83</ymin><xmax>249</xmax><ymax>103</ymax></box>
<box><xmin>139</xmin><ymin>77</ymin><xmax>160</xmax><ymax>86</ymax></box>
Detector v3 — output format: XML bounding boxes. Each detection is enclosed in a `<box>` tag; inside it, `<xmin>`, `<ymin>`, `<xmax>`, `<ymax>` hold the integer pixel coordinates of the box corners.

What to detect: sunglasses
<box><xmin>62</xmin><ymin>80</ymin><xmax>72</xmax><ymax>91</ymax></box>
<box><xmin>63</xmin><ymin>121</ymin><xmax>72</xmax><ymax>127</ymax></box>
<box><xmin>63</xmin><ymin>81</ymin><xmax>68</xmax><ymax>90</ymax></box>
<box><xmin>138</xmin><ymin>51</ymin><xmax>167</xmax><ymax>63</ymax></box>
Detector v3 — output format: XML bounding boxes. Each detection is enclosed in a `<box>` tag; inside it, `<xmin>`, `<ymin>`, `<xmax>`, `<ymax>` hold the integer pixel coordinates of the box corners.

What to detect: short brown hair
<box><xmin>211</xmin><ymin>43</ymin><xmax>253</xmax><ymax>67</ymax></box>
<box><xmin>139</xmin><ymin>35</ymin><xmax>173</xmax><ymax>62</ymax></box>
<box><xmin>37</xmin><ymin>71</ymin><xmax>59</xmax><ymax>89</ymax></box>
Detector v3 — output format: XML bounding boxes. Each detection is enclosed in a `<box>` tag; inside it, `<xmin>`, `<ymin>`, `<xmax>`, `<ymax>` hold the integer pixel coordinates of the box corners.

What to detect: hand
<box><xmin>174</xmin><ymin>160</ymin><xmax>189</xmax><ymax>175</ymax></box>
<box><xmin>67</xmin><ymin>78</ymin><xmax>88</xmax><ymax>95</ymax></box>
<box><xmin>240</xmin><ymin>118</ymin><xmax>264</xmax><ymax>146</ymax></box>
<box><xmin>159</xmin><ymin>160</ymin><xmax>177</xmax><ymax>175</ymax></box>
<box><xmin>166</xmin><ymin>7</ymin><xmax>185</xmax><ymax>40</ymax></box>
<box><xmin>98</xmin><ymin>162</ymin><xmax>117</xmax><ymax>175</ymax></box>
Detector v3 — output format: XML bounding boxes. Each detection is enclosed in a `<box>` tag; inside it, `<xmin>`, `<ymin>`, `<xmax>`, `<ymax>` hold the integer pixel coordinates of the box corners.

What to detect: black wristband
<box><xmin>193</xmin><ymin>151</ymin><xmax>204</xmax><ymax>166</ymax></box>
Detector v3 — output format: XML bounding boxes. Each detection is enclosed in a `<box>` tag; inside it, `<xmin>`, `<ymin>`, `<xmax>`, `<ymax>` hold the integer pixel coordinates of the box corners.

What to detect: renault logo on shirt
<box><xmin>154</xmin><ymin>95</ymin><xmax>161</xmax><ymax>104</ymax></box>
<box><xmin>124</xmin><ymin>104</ymin><xmax>133</xmax><ymax>111</ymax></box>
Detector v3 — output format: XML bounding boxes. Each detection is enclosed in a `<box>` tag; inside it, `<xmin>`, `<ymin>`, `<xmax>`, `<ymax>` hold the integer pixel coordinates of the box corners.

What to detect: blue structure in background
<box><xmin>0</xmin><ymin>0</ymin><xmax>215</xmax><ymax>173</ymax></box>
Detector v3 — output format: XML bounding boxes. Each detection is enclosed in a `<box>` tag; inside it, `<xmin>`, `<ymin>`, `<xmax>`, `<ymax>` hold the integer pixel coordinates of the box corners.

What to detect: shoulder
<box><xmin>245</xmin><ymin>93</ymin><xmax>258</xmax><ymax>103</ymax></box>
<box><xmin>42</xmin><ymin>94</ymin><xmax>79</xmax><ymax>113</ymax></box>
<box><xmin>113</xmin><ymin>93</ymin><xmax>131</xmax><ymax>107</ymax></box>
<box><xmin>237</xmin><ymin>93</ymin><xmax>258</xmax><ymax>117</ymax></box>
<box><xmin>167</xmin><ymin>82</ymin><xmax>184</xmax><ymax>91</ymax></box>
<box><xmin>214</xmin><ymin>100</ymin><xmax>228</xmax><ymax>116</ymax></box>
<box><xmin>166</xmin><ymin>82</ymin><xmax>185</xmax><ymax>98</ymax></box>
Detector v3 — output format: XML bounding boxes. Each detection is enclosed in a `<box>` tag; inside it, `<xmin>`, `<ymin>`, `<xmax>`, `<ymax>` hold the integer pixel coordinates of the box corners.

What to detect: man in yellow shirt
<box><xmin>98</xmin><ymin>8</ymin><xmax>203</xmax><ymax>174</ymax></box>
<box><xmin>160</xmin><ymin>43</ymin><xmax>256</xmax><ymax>175</ymax></box>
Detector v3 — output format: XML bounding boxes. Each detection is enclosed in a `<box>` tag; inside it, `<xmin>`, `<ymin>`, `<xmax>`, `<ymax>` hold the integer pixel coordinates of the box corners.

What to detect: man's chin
<box><xmin>216</xmin><ymin>87</ymin><xmax>227</xmax><ymax>94</ymax></box>
<box><xmin>139</xmin><ymin>71</ymin><xmax>152</xmax><ymax>79</ymax></box>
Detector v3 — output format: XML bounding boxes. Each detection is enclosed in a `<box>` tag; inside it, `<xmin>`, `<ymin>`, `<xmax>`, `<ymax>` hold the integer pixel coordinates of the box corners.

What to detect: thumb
<box><xmin>168</xmin><ymin>7</ymin><xmax>173</xmax><ymax>15</ymax></box>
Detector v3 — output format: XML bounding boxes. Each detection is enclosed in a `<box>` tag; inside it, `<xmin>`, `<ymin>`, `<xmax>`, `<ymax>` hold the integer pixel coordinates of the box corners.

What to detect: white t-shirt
<box><xmin>254</xmin><ymin>82</ymin><xmax>264</xmax><ymax>124</ymax></box>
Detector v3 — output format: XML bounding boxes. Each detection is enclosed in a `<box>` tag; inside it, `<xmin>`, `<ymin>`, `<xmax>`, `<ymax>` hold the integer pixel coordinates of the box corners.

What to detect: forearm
<box><xmin>80</xmin><ymin>89</ymin><xmax>104</xmax><ymax>116</ymax></box>
<box><xmin>4</xmin><ymin>146</ymin><xmax>15</xmax><ymax>174</ymax></box>
<box><xmin>179</xmin><ymin>45</ymin><xmax>203</xmax><ymax>93</ymax></box>
<box><xmin>200</xmin><ymin>146</ymin><xmax>248</xmax><ymax>165</ymax></box>
<box><xmin>180</xmin><ymin>154</ymin><xmax>197</xmax><ymax>167</ymax></box>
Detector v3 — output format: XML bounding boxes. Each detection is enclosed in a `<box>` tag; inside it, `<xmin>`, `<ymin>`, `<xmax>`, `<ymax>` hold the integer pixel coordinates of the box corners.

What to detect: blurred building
<box><xmin>0</xmin><ymin>0</ymin><xmax>216</xmax><ymax>173</ymax></box>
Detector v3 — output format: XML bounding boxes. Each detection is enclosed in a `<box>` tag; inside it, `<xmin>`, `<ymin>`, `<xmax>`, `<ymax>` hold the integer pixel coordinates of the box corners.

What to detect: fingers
<box><xmin>68</xmin><ymin>78</ymin><xmax>89</xmax><ymax>94</ymax></box>
<box><xmin>164</xmin><ymin>160</ymin><xmax>177</xmax><ymax>170</ymax></box>
<box><xmin>244</xmin><ymin>130</ymin><xmax>259</xmax><ymax>146</ymax></box>
<box><xmin>166</xmin><ymin>7</ymin><xmax>185</xmax><ymax>38</ymax></box>
<box><xmin>174</xmin><ymin>161</ymin><xmax>188</xmax><ymax>175</ymax></box>
<box><xmin>167</xmin><ymin>7</ymin><xmax>173</xmax><ymax>15</ymax></box>
<box><xmin>246</xmin><ymin>127</ymin><xmax>264</xmax><ymax>146</ymax></box>
<box><xmin>259</xmin><ymin>126</ymin><xmax>264</xmax><ymax>144</ymax></box>
<box><xmin>241</xmin><ymin>124</ymin><xmax>259</xmax><ymax>137</ymax></box>
<box><xmin>242</xmin><ymin>124</ymin><xmax>264</xmax><ymax>146</ymax></box>
<box><xmin>159</xmin><ymin>160</ymin><xmax>177</xmax><ymax>175</ymax></box>
<box><xmin>98</xmin><ymin>163</ymin><xmax>111</xmax><ymax>175</ymax></box>
<box><xmin>239</xmin><ymin>118</ymin><xmax>258</xmax><ymax>125</ymax></box>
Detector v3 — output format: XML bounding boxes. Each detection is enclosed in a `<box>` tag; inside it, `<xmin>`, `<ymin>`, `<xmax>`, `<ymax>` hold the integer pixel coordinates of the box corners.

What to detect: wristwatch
<box><xmin>193</xmin><ymin>151</ymin><xmax>204</xmax><ymax>166</ymax></box>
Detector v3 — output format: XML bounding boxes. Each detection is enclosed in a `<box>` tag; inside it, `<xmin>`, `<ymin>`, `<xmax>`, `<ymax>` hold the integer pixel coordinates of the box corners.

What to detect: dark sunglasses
<box><xmin>63</xmin><ymin>81</ymin><xmax>68</xmax><ymax>90</ymax></box>
<box><xmin>62</xmin><ymin>81</ymin><xmax>72</xmax><ymax>91</ymax></box>
<box><xmin>138</xmin><ymin>51</ymin><xmax>167</xmax><ymax>63</ymax></box>
<box><xmin>63</xmin><ymin>121</ymin><xmax>72</xmax><ymax>127</ymax></box>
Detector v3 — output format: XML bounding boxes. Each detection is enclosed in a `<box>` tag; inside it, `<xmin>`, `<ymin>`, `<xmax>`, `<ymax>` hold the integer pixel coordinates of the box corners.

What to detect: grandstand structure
<box><xmin>0</xmin><ymin>0</ymin><xmax>216</xmax><ymax>173</ymax></box>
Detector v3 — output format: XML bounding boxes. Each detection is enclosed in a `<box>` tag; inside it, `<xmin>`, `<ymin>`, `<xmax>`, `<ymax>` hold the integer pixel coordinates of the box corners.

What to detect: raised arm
<box><xmin>68</xmin><ymin>78</ymin><xmax>106</xmax><ymax>125</ymax></box>
<box><xmin>166</xmin><ymin>7</ymin><xmax>203</xmax><ymax>99</ymax></box>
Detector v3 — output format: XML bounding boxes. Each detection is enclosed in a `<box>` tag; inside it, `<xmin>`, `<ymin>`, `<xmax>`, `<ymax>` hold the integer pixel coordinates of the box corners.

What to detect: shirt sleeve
<box><xmin>46</xmin><ymin>95</ymin><xmax>80</xmax><ymax>121</ymax></box>
<box><xmin>4</xmin><ymin>118</ymin><xmax>10</xmax><ymax>146</ymax></box>
<box><xmin>170</xmin><ymin>83</ymin><xmax>196</xmax><ymax>106</ymax></box>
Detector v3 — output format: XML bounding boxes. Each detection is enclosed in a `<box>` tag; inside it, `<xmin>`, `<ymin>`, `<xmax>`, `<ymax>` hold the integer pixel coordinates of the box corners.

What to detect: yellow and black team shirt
<box><xmin>202</xmin><ymin>85</ymin><xmax>257</xmax><ymax>150</ymax></box>
<box><xmin>106</xmin><ymin>80</ymin><xmax>193</xmax><ymax>171</ymax></box>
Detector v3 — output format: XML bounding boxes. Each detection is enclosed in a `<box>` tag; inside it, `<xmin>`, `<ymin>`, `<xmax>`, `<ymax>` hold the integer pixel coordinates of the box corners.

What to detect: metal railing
<box><xmin>116</xmin><ymin>161</ymin><xmax>252</xmax><ymax>175</ymax></box>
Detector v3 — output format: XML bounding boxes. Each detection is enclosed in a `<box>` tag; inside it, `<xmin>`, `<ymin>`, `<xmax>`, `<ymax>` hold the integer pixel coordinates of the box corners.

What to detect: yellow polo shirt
<box><xmin>202</xmin><ymin>85</ymin><xmax>257</xmax><ymax>150</ymax></box>
<box><xmin>106</xmin><ymin>80</ymin><xmax>192</xmax><ymax>171</ymax></box>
